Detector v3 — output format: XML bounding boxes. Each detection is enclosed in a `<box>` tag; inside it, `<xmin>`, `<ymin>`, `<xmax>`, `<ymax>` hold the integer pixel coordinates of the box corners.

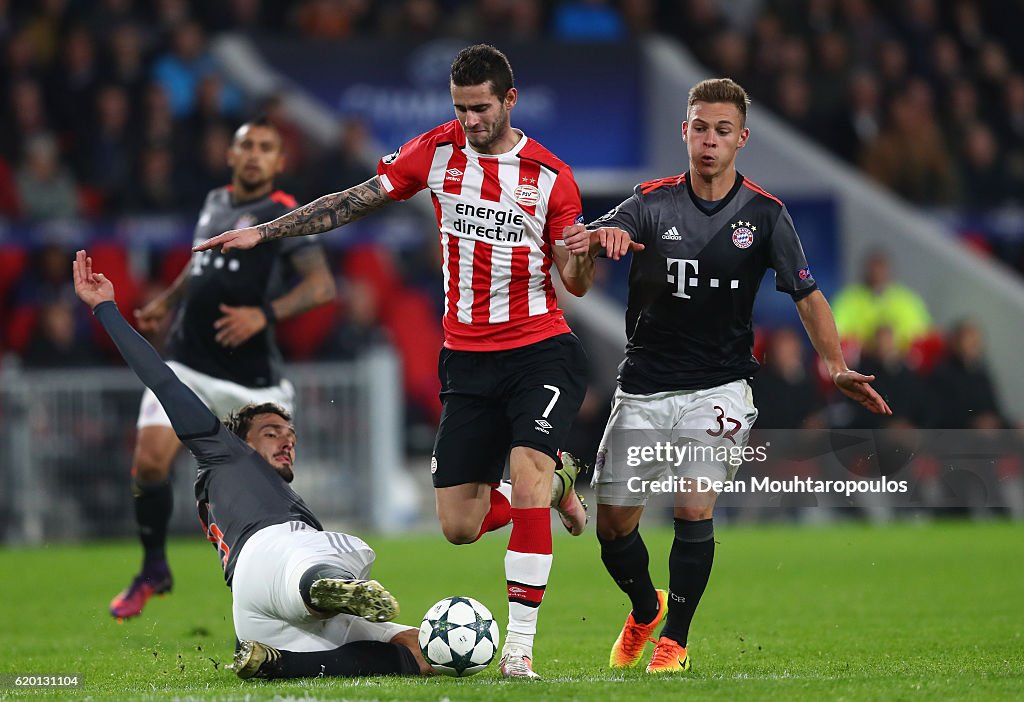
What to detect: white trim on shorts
<box><xmin>136</xmin><ymin>361</ymin><xmax>295</xmax><ymax>429</ymax></box>
<box><xmin>230</xmin><ymin>522</ymin><xmax>412</xmax><ymax>652</ymax></box>
<box><xmin>591</xmin><ymin>379</ymin><xmax>758</xmax><ymax>507</ymax></box>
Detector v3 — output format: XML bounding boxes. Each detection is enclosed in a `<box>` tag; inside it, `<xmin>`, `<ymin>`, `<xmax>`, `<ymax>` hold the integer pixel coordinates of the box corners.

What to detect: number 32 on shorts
<box><xmin>707</xmin><ymin>405</ymin><xmax>742</xmax><ymax>444</ymax></box>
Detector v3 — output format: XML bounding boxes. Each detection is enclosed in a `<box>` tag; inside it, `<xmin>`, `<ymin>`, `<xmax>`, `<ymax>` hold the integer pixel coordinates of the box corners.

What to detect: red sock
<box><xmin>474</xmin><ymin>483</ymin><xmax>512</xmax><ymax>541</ymax></box>
<box><xmin>506</xmin><ymin>507</ymin><xmax>553</xmax><ymax>640</ymax></box>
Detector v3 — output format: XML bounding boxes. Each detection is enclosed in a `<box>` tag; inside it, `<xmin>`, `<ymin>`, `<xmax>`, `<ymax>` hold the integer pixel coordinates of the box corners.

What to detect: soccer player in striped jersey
<box><xmin>564</xmin><ymin>78</ymin><xmax>891</xmax><ymax>674</ymax></box>
<box><xmin>194</xmin><ymin>44</ymin><xmax>640</xmax><ymax>678</ymax></box>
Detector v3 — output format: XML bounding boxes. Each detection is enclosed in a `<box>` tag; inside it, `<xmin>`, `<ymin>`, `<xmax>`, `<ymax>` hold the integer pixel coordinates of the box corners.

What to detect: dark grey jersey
<box><xmin>594</xmin><ymin>172</ymin><xmax>817</xmax><ymax>394</ymax></box>
<box><xmin>190</xmin><ymin>423</ymin><xmax>322</xmax><ymax>585</ymax></box>
<box><xmin>94</xmin><ymin>302</ymin><xmax>321</xmax><ymax>586</ymax></box>
<box><xmin>167</xmin><ymin>187</ymin><xmax>319</xmax><ymax>388</ymax></box>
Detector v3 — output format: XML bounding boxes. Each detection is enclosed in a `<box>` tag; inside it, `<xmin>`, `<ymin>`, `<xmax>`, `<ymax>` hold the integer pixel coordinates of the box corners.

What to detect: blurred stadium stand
<box><xmin>0</xmin><ymin>354</ymin><xmax>409</xmax><ymax>545</ymax></box>
<box><xmin>2</xmin><ymin>1</ymin><xmax>1023</xmax><ymax>541</ymax></box>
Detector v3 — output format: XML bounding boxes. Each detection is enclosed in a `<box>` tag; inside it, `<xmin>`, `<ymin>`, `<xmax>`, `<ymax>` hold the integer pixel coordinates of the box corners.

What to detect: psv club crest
<box><xmin>514</xmin><ymin>179</ymin><xmax>540</xmax><ymax>207</ymax></box>
<box><xmin>730</xmin><ymin>220</ymin><xmax>756</xmax><ymax>249</ymax></box>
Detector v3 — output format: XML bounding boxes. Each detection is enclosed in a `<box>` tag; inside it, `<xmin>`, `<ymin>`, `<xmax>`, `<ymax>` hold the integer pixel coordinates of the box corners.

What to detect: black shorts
<box><xmin>431</xmin><ymin>333</ymin><xmax>587</xmax><ymax>488</ymax></box>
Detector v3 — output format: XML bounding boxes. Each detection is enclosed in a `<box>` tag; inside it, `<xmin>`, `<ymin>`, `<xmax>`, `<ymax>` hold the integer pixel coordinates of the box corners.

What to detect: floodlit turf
<box><xmin>1</xmin><ymin>520</ymin><xmax>1021</xmax><ymax>701</ymax></box>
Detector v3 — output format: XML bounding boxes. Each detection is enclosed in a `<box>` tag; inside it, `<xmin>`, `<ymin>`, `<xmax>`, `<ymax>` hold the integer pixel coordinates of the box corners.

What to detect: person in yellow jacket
<box><xmin>832</xmin><ymin>250</ymin><xmax>932</xmax><ymax>351</ymax></box>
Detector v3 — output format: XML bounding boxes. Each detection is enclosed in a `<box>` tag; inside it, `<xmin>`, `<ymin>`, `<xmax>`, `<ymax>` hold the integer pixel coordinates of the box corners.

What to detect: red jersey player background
<box><xmin>195</xmin><ymin>44</ymin><xmax>639</xmax><ymax>679</ymax></box>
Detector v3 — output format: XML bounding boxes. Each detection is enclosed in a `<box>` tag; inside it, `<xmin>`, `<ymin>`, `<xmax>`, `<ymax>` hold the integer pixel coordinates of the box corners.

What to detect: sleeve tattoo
<box><xmin>257</xmin><ymin>176</ymin><xmax>392</xmax><ymax>243</ymax></box>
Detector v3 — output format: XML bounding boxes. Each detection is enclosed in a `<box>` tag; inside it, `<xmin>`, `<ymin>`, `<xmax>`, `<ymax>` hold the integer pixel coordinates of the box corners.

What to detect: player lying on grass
<box><xmin>72</xmin><ymin>249</ymin><xmax>430</xmax><ymax>680</ymax></box>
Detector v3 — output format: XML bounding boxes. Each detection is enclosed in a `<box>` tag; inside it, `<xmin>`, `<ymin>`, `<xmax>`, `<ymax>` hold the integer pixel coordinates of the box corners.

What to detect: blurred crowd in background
<box><xmin>1</xmin><ymin>0</ymin><xmax>1021</xmax><ymax>456</ymax></box>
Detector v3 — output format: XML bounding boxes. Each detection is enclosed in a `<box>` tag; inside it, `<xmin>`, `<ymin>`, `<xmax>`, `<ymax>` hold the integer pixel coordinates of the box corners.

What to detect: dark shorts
<box><xmin>431</xmin><ymin>333</ymin><xmax>587</xmax><ymax>488</ymax></box>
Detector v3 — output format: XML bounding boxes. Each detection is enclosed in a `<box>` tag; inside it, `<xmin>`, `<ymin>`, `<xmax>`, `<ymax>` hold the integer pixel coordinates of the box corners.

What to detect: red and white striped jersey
<box><xmin>377</xmin><ymin>120</ymin><xmax>582</xmax><ymax>351</ymax></box>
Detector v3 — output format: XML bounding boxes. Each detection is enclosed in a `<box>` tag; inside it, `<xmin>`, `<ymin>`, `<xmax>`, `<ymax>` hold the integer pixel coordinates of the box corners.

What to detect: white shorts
<box><xmin>230</xmin><ymin>522</ymin><xmax>411</xmax><ymax>651</ymax></box>
<box><xmin>592</xmin><ymin>379</ymin><xmax>758</xmax><ymax>506</ymax></box>
<box><xmin>136</xmin><ymin>361</ymin><xmax>295</xmax><ymax>429</ymax></box>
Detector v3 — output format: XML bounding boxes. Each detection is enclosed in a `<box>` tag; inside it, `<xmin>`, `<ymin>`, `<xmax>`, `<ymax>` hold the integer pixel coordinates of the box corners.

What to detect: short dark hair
<box><xmin>224</xmin><ymin>402</ymin><xmax>292</xmax><ymax>440</ymax></box>
<box><xmin>450</xmin><ymin>44</ymin><xmax>514</xmax><ymax>99</ymax></box>
<box><xmin>688</xmin><ymin>78</ymin><xmax>751</xmax><ymax>126</ymax></box>
<box><xmin>233</xmin><ymin>115</ymin><xmax>283</xmax><ymax>149</ymax></box>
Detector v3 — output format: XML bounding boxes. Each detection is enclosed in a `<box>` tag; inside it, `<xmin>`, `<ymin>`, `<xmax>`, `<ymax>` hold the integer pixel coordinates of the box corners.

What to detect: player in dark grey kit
<box><xmin>563</xmin><ymin>78</ymin><xmax>892</xmax><ymax>674</ymax></box>
<box><xmin>74</xmin><ymin>250</ymin><xmax>429</xmax><ymax>679</ymax></box>
<box><xmin>111</xmin><ymin>117</ymin><xmax>336</xmax><ymax>620</ymax></box>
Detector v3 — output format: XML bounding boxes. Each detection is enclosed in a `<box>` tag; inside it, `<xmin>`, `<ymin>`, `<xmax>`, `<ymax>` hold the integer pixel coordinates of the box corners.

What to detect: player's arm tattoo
<box><xmin>256</xmin><ymin>176</ymin><xmax>392</xmax><ymax>243</ymax></box>
<box><xmin>268</xmin><ymin>246</ymin><xmax>336</xmax><ymax>321</ymax></box>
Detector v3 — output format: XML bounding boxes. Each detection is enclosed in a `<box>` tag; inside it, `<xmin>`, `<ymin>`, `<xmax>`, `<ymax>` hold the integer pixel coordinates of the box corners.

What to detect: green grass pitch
<box><xmin>1</xmin><ymin>520</ymin><xmax>1021</xmax><ymax>701</ymax></box>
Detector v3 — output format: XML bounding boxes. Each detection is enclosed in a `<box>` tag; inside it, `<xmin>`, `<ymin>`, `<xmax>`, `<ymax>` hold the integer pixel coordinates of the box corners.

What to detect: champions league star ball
<box><xmin>418</xmin><ymin>596</ymin><xmax>500</xmax><ymax>676</ymax></box>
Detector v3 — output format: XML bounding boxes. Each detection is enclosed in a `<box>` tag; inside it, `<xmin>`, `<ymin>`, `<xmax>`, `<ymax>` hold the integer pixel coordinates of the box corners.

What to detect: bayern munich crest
<box><xmin>730</xmin><ymin>220</ymin><xmax>756</xmax><ymax>249</ymax></box>
<box><xmin>234</xmin><ymin>213</ymin><xmax>258</xmax><ymax>229</ymax></box>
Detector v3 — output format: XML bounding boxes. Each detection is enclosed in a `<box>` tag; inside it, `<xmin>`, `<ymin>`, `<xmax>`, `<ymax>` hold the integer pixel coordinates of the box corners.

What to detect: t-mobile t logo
<box><xmin>667</xmin><ymin>258</ymin><xmax>739</xmax><ymax>299</ymax></box>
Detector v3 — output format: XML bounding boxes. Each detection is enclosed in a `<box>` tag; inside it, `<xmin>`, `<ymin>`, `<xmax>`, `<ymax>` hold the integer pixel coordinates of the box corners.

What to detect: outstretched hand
<box><xmin>563</xmin><ymin>224</ymin><xmax>645</xmax><ymax>261</ymax></box>
<box><xmin>834</xmin><ymin>369</ymin><xmax>892</xmax><ymax>415</ymax></box>
<box><xmin>72</xmin><ymin>249</ymin><xmax>115</xmax><ymax>308</ymax></box>
<box><xmin>192</xmin><ymin>226</ymin><xmax>260</xmax><ymax>253</ymax></box>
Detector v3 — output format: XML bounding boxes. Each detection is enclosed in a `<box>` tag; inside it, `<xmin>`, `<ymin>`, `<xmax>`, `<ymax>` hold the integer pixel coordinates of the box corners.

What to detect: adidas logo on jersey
<box><xmin>662</xmin><ymin>226</ymin><xmax>682</xmax><ymax>240</ymax></box>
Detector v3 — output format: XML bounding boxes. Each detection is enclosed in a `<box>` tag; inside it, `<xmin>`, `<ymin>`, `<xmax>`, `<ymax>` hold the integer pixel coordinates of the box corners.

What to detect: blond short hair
<box><xmin>688</xmin><ymin>78</ymin><xmax>751</xmax><ymax>126</ymax></box>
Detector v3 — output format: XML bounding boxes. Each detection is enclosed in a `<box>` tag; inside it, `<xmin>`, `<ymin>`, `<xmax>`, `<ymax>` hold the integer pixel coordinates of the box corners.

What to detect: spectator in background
<box><xmin>139</xmin><ymin>81</ymin><xmax>181</xmax><ymax>156</ymax></box>
<box><xmin>620</xmin><ymin>0</ymin><xmax>655</xmax><ymax>36</ymax></box>
<box><xmin>827</xmin><ymin>71</ymin><xmax>882</xmax><ymax>164</ymax></box>
<box><xmin>854</xmin><ymin>325</ymin><xmax>929</xmax><ymax>429</ymax></box>
<box><xmin>262</xmin><ymin>95</ymin><xmax>309</xmax><ymax>182</ymax></box>
<box><xmin>15</xmin><ymin>133</ymin><xmax>79</xmax><ymax>220</ymax></box>
<box><xmin>941</xmin><ymin>78</ymin><xmax>982</xmax><ymax>152</ymax></box>
<box><xmin>106</xmin><ymin>23</ymin><xmax>150</xmax><ymax>109</ymax></box>
<box><xmin>772</xmin><ymin>72</ymin><xmax>819</xmax><ymax>143</ymax></box>
<box><xmin>22</xmin><ymin>298</ymin><xmax>102</xmax><ymax>368</ymax></box>
<box><xmin>832</xmin><ymin>250</ymin><xmax>933</xmax><ymax>352</ymax></box>
<box><xmin>46</xmin><ymin>26</ymin><xmax>100</xmax><ymax>143</ymax></box>
<box><xmin>380</xmin><ymin>0</ymin><xmax>441</xmax><ymax>41</ymax></box>
<box><xmin>959</xmin><ymin>122</ymin><xmax>1010</xmax><ymax>209</ymax></box>
<box><xmin>184</xmin><ymin>123</ymin><xmax>233</xmax><ymax>209</ymax></box>
<box><xmin>709</xmin><ymin>30</ymin><xmax>751</xmax><ymax>91</ymax></box>
<box><xmin>839</xmin><ymin>0</ymin><xmax>887</xmax><ymax>69</ymax></box>
<box><xmin>861</xmin><ymin>92</ymin><xmax>957</xmax><ymax>205</ymax></box>
<box><xmin>87</xmin><ymin>84</ymin><xmax>136</xmax><ymax>208</ymax></box>
<box><xmin>321</xmin><ymin>280</ymin><xmax>387</xmax><ymax>361</ymax></box>
<box><xmin>809</xmin><ymin>30</ymin><xmax>850</xmax><ymax>120</ymax></box>
<box><xmin>125</xmin><ymin>141</ymin><xmax>182</xmax><ymax>213</ymax></box>
<box><xmin>308</xmin><ymin>117</ymin><xmax>373</xmax><ymax>200</ymax></box>
<box><xmin>152</xmin><ymin>20</ymin><xmax>240</xmax><ymax>118</ymax></box>
<box><xmin>931</xmin><ymin>319</ymin><xmax>1007</xmax><ymax>430</ymax></box>
<box><xmin>0</xmin><ymin>78</ymin><xmax>51</xmax><ymax>164</ymax></box>
<box><xmin>750</xmin><ymin>327</ymin><xmax>825</xmax><ymax>430</ymax></box>
<box><xmin>292</xmin><ymin>0</ymin><xmax>374</xmax><ymax>41</ymax></box>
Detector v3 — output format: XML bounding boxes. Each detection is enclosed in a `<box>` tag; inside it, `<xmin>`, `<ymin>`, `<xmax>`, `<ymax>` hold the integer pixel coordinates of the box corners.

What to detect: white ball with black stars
<box><xmin>418</xmin><ymin>596</ymin><xmax>500</xmax><ymax>676</ymax></box>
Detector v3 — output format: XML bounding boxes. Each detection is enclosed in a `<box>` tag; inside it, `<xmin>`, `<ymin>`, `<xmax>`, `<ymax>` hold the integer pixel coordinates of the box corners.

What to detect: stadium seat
<box><xmin>0</xmin><ymin>247</ymin><xmax>29</xmax><ymax>330</ymax></box>
<box><xmin>77</xmin><ymin>185</ymin><xmax>106</xmax><ymax>218</ymax></box>
<box><xmin>4</xmin><ymin>304</ymin><xmax>38</xmax><ymax>355</ymax></box>
<box><xmin>157</xmin><ymin>245</ymin><xmax>193</xmax><ymax>287</ymax></box>
<box><xmin>276</xmin><ymin>300</ymin><xmax>342</xmax><ymax>361</ymax></box>
<box><xmin>381</xmin><ymin>289</ymin><xmax>442</xmax><ymax>421</ymax></box>
<box><xmin>341</xmin><ymin>244</ymin><xmax>403</xmax><ymax>320</ymax></box>
<box><xmin>84</xmin><ymin>243</ymin><xmax>141</xmax><ymax>353</ymax></box>
<box><xmin>907</xmin><ymin>331</ymin><xmax>946</xmax><ymax>375</ymax></box>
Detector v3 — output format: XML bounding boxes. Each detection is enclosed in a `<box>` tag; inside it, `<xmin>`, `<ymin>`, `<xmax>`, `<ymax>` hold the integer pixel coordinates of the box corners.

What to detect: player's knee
<box><xmin>133</xmin><ymin>428</ymin><xmax>180</xmax><ymax>483</ymax></box>
<box><xmin>674</xmin><ymin>504</ymin><xmax>714</xmax><ymax>522</ymax></box>
<box><xmin>438</xmin><ymin>516</ymin><xmax>479</xmax><ymax>545</ymax></box>
<box><xmin>132</xmin><ymin>453</ymin><xmax>172</xmax><ymax>484</ymax></box>
<box><xmin>595</xmin><ymin>508</ymin><xmax>640</xmax><ymax>541</ymax></box>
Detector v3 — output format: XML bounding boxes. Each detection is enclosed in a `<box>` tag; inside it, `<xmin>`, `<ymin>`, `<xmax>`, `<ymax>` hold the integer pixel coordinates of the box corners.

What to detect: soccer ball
<box><xmin>418</xmin><ymin>596</ymin><xmax>500</xmax><ymax>676</ymax></box>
